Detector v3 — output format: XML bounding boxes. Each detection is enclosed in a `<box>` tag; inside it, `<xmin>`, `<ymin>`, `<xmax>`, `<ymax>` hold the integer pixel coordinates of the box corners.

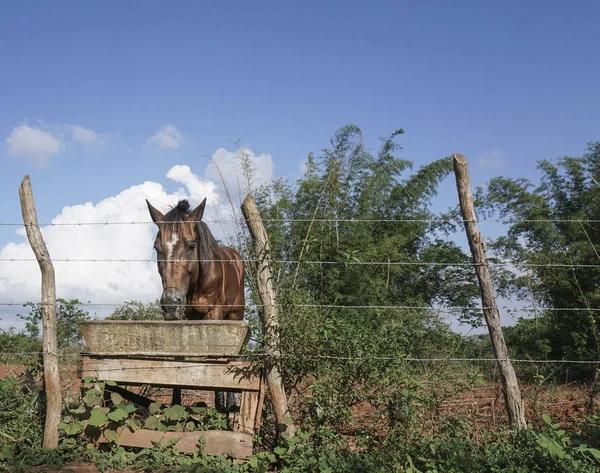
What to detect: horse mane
<box><xmin>162</xmin><ymin>199</ymin><xmax>218</xmax><ymax>276</ymax></box>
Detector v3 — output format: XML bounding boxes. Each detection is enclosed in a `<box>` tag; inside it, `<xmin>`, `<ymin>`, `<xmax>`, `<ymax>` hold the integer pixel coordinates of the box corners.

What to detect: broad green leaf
<box><xmin>274</xmin><ymin>446</ymin><xmax>287</xmax><ymax>456</ymax></box>
<box><xmin>149</xmin><ymin>401</ymin><xmax>162</xmax><ymax>415</ymax></box>
<box><xmin>107</xmin><ymin>408</ymin><xmax>128</xmax><ymax>422</ymax></box>
<box><xmin>83</xmin><ymin>389</ymin><xmax>102</xmax><ymax>406</ymax></box>
<box><xmin>128</xmin><ymin>418</ymin><xmax>142</xmax><ymax>431</ymax></box>
<box><xmin>536</xmin><ymin>434</ymin><xmax>566</xmax><ymax>459</ymax></box>
<box><xmin>105</xmin><ymin>380</ymin><xmax>117</xmax><ymax>386</ymax></box>
<box><xmin>110</xmin><ymin>392</ymin><xmax>124</xmax><ymax>405</ymax></box>
<box><xmin>144</xmin><ymin>416</ymin><xmax>160</xmax><ymax>430</ymax></box>
<box><xmin>585</xmin><ymin>448</ymin><xmax>600</xmax><ymax>460</ymax></box>
<box><xmin>104</xmin><ymin>428</ymin><xmax>119</xmax><ymax>444</ymax></box>
<box><xmin>542</xmin><ymin>413</ymin><xmax>552</xmax><ymax>425</ymax></box>
<box><xmin>63</xmin><ymin>421</ymin><xmax>83</xmax><ymax>435</ymax></box>
<box><xmin>88</xmin><ymin>407</ymin><xmax>108</xmax><ymax>427</ymax></box>
<box><xmin>69</xmin><ymin>405</ymin><xmax>86</xmax><ymax>414</ymax></box>
<box><xmin>164</xmin><ymin>404</ymin><xmax>186</xmax><ymax>421</ymax></box>
<box><xmin>185</xmin><ymin>421</ymin><xmax>196</xmax><ymax>432</ymax></box>
<box><xmin>122</xmin><ymin>403</ymin><xmax>137</xmax><ymax>414</ymax></box>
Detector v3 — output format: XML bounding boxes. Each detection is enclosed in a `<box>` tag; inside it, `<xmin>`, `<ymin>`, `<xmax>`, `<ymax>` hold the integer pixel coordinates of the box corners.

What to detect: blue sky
<box><xmin>1</xmin><ymin>1</ymin><xmax>599</xmax><ymax>331</ymax></box>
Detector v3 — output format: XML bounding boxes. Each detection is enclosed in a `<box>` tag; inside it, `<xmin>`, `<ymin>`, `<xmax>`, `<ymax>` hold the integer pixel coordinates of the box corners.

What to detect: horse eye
<box><xmin>187</xmin><ymin>242</ymin><xmax>196</xmax><ymax>250</ymax></box>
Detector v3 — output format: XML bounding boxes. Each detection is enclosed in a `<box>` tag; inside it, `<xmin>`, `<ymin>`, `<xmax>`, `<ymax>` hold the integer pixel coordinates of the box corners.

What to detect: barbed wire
<box><xmin>0</xmin><ymin>351</ymin><xmax>599</xmax><ymax>365</ymax></box>
<box><xmin>0</xmin><ymin>301</ymin><xmax>599</xmax><ymax>314</ymax></box>
<box><xmin>1</xmin><ymin>257</ymin><xmax>598</xmax><ymax>269</ymax></box>
<box><xmin>2</xmin><ymin>217</ymin><xmax>600</xmax><ymax>227</ymax></box>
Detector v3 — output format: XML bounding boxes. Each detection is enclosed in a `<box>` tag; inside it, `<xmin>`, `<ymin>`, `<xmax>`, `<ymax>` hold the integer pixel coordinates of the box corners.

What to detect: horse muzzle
<box><xmin>160</xmin><ymin>288</ymin><xmax>187</xmax><ymax>321</ymax></box>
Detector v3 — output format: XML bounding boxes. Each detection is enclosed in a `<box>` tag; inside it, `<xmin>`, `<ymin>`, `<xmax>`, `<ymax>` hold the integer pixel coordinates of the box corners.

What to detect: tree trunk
<box><xmin>453</xmin><ymin>154</ymin><xmax>527</xmax><ymax>431</ymax></box>
<box><xmin>241</xmin><ymin>194</ymin><xmax>296</xmax><ymax>438</ymax></box>
<box><xmin>19</xmin><ymin>175</ymin><xmax>62</xmax><ymax>448</ymax></box>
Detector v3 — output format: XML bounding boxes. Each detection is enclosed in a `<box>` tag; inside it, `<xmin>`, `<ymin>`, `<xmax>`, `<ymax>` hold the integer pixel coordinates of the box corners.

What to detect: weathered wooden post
<box><xmin>453</xmin><ymin>153</ymin><xmax>527</xmax><ymax>431</ymax></box>
<box><xmin>241</xmin><ymin>194</ymin><xmax>296</xmax><ymax>438</ymax></box>
<box><xmin>19</xmin><ymin>175</ymin><xmax>62</xmax><ymax>448</ymax></box>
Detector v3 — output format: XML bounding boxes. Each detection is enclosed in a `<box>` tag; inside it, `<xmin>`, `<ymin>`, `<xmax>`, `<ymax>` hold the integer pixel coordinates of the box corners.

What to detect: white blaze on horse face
<box><xmin>166</xmin><ymin>233</ymin><xmax>179</xmax><ymax>261</ymax></box>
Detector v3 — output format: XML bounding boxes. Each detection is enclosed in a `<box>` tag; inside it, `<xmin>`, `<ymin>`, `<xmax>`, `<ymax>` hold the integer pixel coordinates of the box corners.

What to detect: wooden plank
<box><xmin>80</xmin><ymin>356</ymin><xmax>260</xmax><ymax>391</ymax></box>
<box><xmin>99</xmin><ymin>428</ymin><xmax>253</xmax><ymax>458</ymax></box>
<box><xmin>19</xmin><ymin>175</ymin><xmax>61</xmax><ymax>449</ymax></box>
<box><xmin>78</xmin><ymin>320</ymin><xmax>250</xmax><ymax>357</ymax></box>
<box><xmin>242</xmin><ymin>195</ymin><xmax>296</xmax><ymax>437</ymax></box>
<box><xmin>233</xmin><ymin>391</ymin><xmax>260</xmax><ymax>435</ymax></box>
<box><xmin>453</xmin><ymin>153</ymin><xmax>527</xmax><ymax>431</ymax></box>
<box><xmin>254</xmin><ymin>381</ymin><xmax>267</xmax><ymax>432</ymax></box>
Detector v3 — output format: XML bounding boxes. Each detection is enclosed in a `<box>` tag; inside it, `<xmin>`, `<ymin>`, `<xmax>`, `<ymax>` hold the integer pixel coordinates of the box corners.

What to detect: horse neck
<box><xmin>188</xmin><ymin>246</ymin><xmax>221</xmax><ymax>299</ymax></box>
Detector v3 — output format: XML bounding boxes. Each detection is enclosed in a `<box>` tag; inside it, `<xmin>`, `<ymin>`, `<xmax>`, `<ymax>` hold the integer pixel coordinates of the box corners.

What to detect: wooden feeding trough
<box><xmin>78</xmin><ymin>320</ymin><xmax>264</xmax><ymax>459</ymax></box>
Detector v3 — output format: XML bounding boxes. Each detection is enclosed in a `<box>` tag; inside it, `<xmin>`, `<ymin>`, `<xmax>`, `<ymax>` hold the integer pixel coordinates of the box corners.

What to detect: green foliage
<box><xmin>16</xmin><ymin>298</ymin><xmax>91</xmax><ymax>351</ymax></box>
<box><xmin>535</xmin><ymin>413</ymin><xmax>600</xmax><ymax>469</ymax></box>
<box><xmin>248</xmin><ymin>125</ymin><xmax>480</xmax><ymax>440</ymax></box>
<box><xmin>58</xmin><ymin>377</ymin><xmax>230</xmax><ymax>453</ymax></box>
<box><xmin>106</xmin><ymin>300</ymin><xmax>162</xmax><ymax>320</ymax></box>
<box><xmin>0</xmin><ymin>327</ymin><xmax>41</xmax><ymax>364</ymax></box>
<box><xmin>0</xmin><ymin>374</ymin><xmax>43</xmax><ymax>463</ymax></box>
<box><xmin>480</xmin><ymin>142</ymin><xmax>600</xmax><ymax>379</ymax></box>
<box><xmin>255</xmin><ymin>126</ymin><xmax>478</xmax><ymax>314</ymax></box>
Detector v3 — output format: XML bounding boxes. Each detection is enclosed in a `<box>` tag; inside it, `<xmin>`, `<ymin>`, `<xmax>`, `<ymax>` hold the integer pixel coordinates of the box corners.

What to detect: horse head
<box><xmin>146</xmin><ymin>198</ymin><xmax>210</xmax><ymax>320</ymax></box>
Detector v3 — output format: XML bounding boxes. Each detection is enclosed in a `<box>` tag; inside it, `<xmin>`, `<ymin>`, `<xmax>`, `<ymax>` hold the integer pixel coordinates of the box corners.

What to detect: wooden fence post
<box><xmin>19</xmin><ymin>175</ymin><xmax>62</xmax><ymax>448</ymax></box>
<box><xmin>453</xmin><ymin>154</ymin><xmax>527</xmax><ymax>431</ymax></box>
<box><xmin>241</xmin><ymin>194</ymin><xmax>296</xmax><ymax>438</ymax></box>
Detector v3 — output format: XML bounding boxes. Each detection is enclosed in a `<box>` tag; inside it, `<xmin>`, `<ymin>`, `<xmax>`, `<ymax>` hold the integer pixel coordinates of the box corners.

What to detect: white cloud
<box><xmin>144</xmin><ymin>125</ymin><xmax>183</xmax><ymax>150</ymax></box>
<box><xmin>70</xmin><ymin>125</ymin><xmax>106</xmax><ymax>148</ymax></box>
<box><xmin>166</xmin><ymin>165</ymin><xmax>219</xmax><ymax>205</ymax></box>
<box><xmin>479</xmin><ymin>150</ymin><xmax>506</xmax><ymax>169</ymax></box>
<box><xmin>5</xmin><ymin>124</ymin><xmax>63</xmax><ymax>163</ymax></box>
<box><xmin>5</xmin><ymin>122</ymin><xmax>112</xmax><ymax>164</ymax></box>
<box><xmin>0</xmin><ymin>149</ymin><xmax>271</xmax><ymax>328</ymax></box>
<box><xmin>204</xmin><ymin>147</ymin><xmax>274</xmax><ymax>203</ymax></box>
<box><xmin>0</xmin><ymin>181</ymin><xmax>175</xmax><ymax>314</ymax></box>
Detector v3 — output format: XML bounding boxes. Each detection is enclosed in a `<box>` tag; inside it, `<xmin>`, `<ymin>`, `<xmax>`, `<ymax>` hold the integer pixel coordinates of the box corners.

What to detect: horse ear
<box><xmin>189</xmin><ymin>198</ymin><xmax>206</xmax><ymax>222</ymax></box>
<box><xmin>146</xmin><ymin>200</ymin><xmax>164</xmax><ymax>224</ymax></box>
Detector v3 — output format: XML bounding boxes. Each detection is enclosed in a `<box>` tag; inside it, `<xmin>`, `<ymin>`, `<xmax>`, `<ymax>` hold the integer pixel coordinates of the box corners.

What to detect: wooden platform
<box><xmin>77</xmin><ymin>321</ymin><xmax>264</xmax><ymax>459</ymax></box>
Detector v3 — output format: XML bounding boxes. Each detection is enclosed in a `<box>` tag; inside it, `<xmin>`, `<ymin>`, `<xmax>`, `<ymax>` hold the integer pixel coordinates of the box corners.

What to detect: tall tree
<box><xmin>481</xmin><ymin>142</ymin><xmax>600</xmax><ymax>376</ymax></box>
<box><xmin>256</xmin><ymin>125</ymin><xmax>479</xmax><ymax>320</ymax></box>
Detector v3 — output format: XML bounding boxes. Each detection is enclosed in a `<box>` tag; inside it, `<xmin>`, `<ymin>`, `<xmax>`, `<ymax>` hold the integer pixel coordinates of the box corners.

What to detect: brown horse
<box><xmin>146</xmin><ymin>198</ymin><xmax>245</xmax><ymax>410</ymax></box>
<box><xmin>146</xmin><ymin>198</ymin><xmax>245</xmax><ymax>321</ymax></box>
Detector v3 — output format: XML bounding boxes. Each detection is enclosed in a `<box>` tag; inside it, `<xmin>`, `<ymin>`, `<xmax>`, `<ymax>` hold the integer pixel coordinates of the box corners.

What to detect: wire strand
<box><xmin>0</xmin><ymin>301</ymin><xmax>598</xmax><ymax>313</ymax></box>
<box><xmin>1</xmin><ymin>258</ymin><xmax>599</xmax><ymax>269</ymax></box>
<box><xmin>1</xmin><ymin>351</ymin><xmax>598</xmax><ymax>365</ymax></box>
<box><xmin>3</xmin><ymin>217</ymin><xmax>600</xmax><ymax>226</ymax></box>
